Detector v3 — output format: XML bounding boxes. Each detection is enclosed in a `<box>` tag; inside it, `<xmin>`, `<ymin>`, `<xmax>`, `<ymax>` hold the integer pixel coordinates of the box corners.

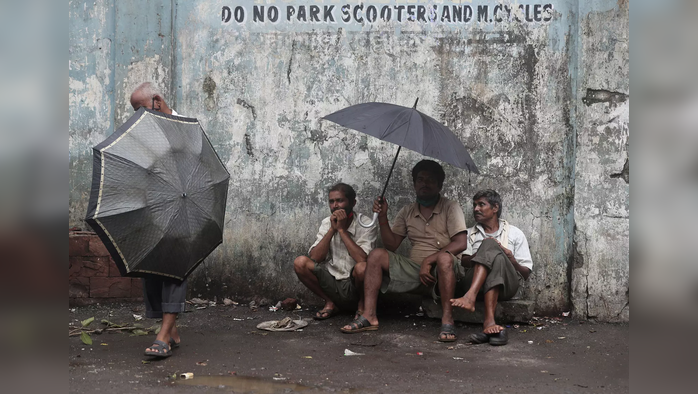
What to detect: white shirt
<box><xmin>465</xmin><ymin>219</ymin><xmax>533</xmax><ymax>271</ymax></box>
<box><xmin>309</xmin><ymin>215</ymin><xmax>377</xmax><ymax>280</ymax></box>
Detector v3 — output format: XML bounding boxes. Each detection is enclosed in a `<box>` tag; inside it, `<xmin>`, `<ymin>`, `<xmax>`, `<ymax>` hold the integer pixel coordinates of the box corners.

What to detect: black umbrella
<box><xmin>323</xmin><ymin>99</ymin><xmax>478</xmax><ymax>227</ymax></box>
<box><xmin>85</xmin><ymin>108</ymin><xmax>230</xmax><ymax>281</ymax></box>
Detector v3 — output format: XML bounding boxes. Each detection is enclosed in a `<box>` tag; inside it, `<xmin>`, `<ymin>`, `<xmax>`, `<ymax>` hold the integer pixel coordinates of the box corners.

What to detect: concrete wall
<box><xmin>69</xmin><ymin>0</ymin><xmax>629</xmax><ymax>320</ymax></box>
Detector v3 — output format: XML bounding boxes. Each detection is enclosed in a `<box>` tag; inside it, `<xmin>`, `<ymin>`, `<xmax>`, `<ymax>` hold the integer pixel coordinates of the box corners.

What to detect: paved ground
<box><xmin>68</xmin><ymin>301</ymin><xmax>628</xmax><ymax>393</ymax></box>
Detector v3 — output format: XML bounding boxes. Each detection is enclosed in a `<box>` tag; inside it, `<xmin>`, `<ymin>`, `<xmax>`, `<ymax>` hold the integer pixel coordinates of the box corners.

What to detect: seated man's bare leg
<box><xmin>342</xmin><ymin>249</ymin><xmax>388</xmax><ymax>330</ymax></box>
<box><xmin>483</xmin><ymin>286</ymin><xmax>504</xmax><ymax>334</ymax></box>
<box><xmin>436</xmin><ymin>252</ymin><xmax>457</xmax><ymax>341</ymax></box>
<box><xmin>450</xmin><ymin>263</ymin><xmax>488</xmax><ymax>312</ymax></box>
<box><xmin>293</xmin><ymin>256</ymin><xmax>336</xmax><ymax>317</ymax></box>
<box><xmin>353</xmin><ymin>261</ymin><xmax>367</xmax><ymax>319</ymax></box>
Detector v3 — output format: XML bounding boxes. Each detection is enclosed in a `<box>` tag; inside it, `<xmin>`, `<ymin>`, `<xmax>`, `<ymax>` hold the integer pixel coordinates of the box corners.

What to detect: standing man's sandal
<box><xmin>144</xmin><ymin>340</ymin><xmax>172</xmax><ymax>358</ymax></box>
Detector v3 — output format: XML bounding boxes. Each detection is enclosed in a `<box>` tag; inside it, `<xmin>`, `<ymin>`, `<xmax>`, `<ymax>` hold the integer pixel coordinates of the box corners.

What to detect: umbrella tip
<box><xmin>413</xmin><ymin>98</ymin><xmax>419</xmax><ymax>109</ymax></box>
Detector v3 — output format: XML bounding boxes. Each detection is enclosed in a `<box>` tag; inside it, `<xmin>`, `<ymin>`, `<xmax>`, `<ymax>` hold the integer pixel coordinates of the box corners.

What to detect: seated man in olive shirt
<box><xmin>341</xmin><ymin>160</ymin><xmax>468</xmax><ymax>342</ymax></box>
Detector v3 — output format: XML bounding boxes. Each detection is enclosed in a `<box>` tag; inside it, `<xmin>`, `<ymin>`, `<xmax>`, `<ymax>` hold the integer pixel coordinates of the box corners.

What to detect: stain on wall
<box><xmin>69</xmin><ymin>0</ymin><xmax>629</xmax><ymax>320</ymax></box>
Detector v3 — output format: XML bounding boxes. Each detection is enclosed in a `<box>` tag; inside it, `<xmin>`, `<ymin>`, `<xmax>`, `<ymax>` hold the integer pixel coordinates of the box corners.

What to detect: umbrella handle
<box><xmin>357</xmin><ymin>212</ymin><xmax>379</xmax><ymax>228</ymax></box>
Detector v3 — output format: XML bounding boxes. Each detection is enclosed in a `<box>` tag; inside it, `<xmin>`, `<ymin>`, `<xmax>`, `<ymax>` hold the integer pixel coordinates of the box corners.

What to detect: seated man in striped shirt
<box><xmin>294</xmin><ymin>183</ymin><xmax>377</xmax><ymax>320</ymax></box>
<box><xmin>451</xmin><ymin>189</ymin><xmax>533</xmax><ymax>346</ymax></box>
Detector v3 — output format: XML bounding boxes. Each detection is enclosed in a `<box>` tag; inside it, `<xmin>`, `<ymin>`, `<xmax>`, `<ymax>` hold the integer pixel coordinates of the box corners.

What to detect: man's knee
<box><xmin>353</xmin><ymin>261</ymin><xmax>366</xmax><ymax>281</ymax></box>
<box><xmin>367</xmin><ymin>248</ymin><xmax>389</xmax><ymax>265</ymax></box>
<box><xmin>435</xmin><ymin>252</ymin><xmax>453</xmax><ymax>272</ymax></box>
<box><xmin>293</xmin><ymin>256</ymin><xmax>312</xmax><ymax>273</ymax></box>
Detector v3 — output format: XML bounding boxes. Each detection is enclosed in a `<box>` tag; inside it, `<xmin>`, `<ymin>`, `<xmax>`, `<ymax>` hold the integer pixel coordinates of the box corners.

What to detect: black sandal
<box><xmin>438</xmin><ymin>323</ymin><xmax>457</xmax><ymax>342</ymax></box>
<box><xmin>340</xmin><ymin>315</ymin><xmax>379</xmax><ymax>333</ymax></box>
<box><xmin>144</xmin><ymin>339</ymin><xmax>172</xmax><ymax>358</ymax></box>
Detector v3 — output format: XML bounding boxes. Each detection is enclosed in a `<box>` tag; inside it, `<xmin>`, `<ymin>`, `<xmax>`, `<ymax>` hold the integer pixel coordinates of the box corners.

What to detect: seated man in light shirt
<box><xmin>451</xmin><ymin>189</ymin><xmax>533</xmax><ymax>346</ymax></box>
<box><xmin>294</xmin><ymin>183</ymin><xmax>377</xmax><ymax>320</ymax></box>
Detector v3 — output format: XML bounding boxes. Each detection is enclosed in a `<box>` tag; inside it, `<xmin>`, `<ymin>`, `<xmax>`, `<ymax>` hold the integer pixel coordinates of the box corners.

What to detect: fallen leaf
<box><xmin>303</xmin><ymin>356</ymin><xmax>313</xmax><ymax>359</ymax></box>
<box><xmin>131</xmin><ymin>329</ymin><xmax>149</xmax><ymax>336</ymax></box>
<box><xmin>81</xmin><ymin>317</ymin><xmax>95</xmax><ymax>327</ymax></box>
<box><xmin>546</xmin><ymin>340</ymin><xmax>554</xmax><ymax>343</ymax></box>
<box><xmin>100</xmin><ymin>343</ymin><xmax>108</xmax><ymax>346</ymax></box>
<box><xmin>142</xmin><ymin>360</ymin><xmax>150</xmax><ymax>364</ymax></box>
<box><xmin>80</xmin><ymin>332</ymin><xmax>92</xmax><ymax>345</ymax></box>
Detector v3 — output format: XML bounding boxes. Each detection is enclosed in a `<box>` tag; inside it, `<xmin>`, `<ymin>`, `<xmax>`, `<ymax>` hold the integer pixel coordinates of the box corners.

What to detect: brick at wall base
<box><xmin>69</xmin><ymin>297</ymin><xmax>144</xmax><ymax>307</ymax></box>
<box><xmin>90</xmin><ymin>277</ymin><xmax>133</xmax><ymax>298</ymax></box>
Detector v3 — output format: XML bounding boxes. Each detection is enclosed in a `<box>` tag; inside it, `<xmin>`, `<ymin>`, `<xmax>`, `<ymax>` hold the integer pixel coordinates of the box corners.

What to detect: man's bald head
<box><xmin>130</xmin><ymin>82</ymin><xmax>172</xmax><ymax>114</ymax></box>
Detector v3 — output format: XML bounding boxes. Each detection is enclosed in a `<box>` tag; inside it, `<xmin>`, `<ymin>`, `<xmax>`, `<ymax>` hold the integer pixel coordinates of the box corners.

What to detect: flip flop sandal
<box><xmin>468</xmin><ymin>332</ymin><xmax>490</xmax><ymax>344</ymax></box>
<box><xmin>169</xmin><ymin>338</ymin><xmax>180</xmax><ymax>349</ymax></box>
<box><xmin>340</xmin><ymin>315</ymin><xmax>379</xmax><ymax>333</ymax></box>
<box><xmin>144</xmin><ymin>339</ymin><xmax>172</xmax><ymax>358</ymax></box>
<box><xmin>313</xmin><ymin>308</ymin><xmax>339</xmax><ymax>320</ymax></box>
<box><xmin>488</xmin><ymin>328</ymin><xmax>508</xmax><ymax>346</ymax></box>
<box><xmin>438</xmin><ymin>324</ymin><xmax>457</xmax><ymax>342</ymax></box>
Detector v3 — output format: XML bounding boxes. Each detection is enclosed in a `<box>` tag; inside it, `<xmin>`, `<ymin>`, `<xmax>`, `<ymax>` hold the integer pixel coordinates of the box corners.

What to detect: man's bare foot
<box><xmin>450</xmin><ymin>295</ymin><xmax>476</xmax><ymax>312</ymax></box>
<box><xmin>483</xmin><ymin>324</ymin><xmax>504</xmax><ymax>334</ymax></box>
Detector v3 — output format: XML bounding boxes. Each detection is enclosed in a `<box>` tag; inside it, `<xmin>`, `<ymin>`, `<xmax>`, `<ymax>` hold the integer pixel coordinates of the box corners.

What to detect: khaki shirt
<box><xmin>391</xmin><ymin>197</ymin><xmax>468</xmax><ymax>263</ymax></box>
<box><xmin>309</xmin><ymin>216</ymin><xmax>378</xmax><ymax>280</ymax></box>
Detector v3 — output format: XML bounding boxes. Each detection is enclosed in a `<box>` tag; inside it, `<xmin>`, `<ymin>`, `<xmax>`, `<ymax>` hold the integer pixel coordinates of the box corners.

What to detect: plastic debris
<box><xmin>132</xmin><ymin>314</ymin><xmax>143</xmax><ymax>321</ymax></box>
<box><xmin>344</xmin><ymin>349</ymin><xmax>365</xmax><ymax>356</ymax></box>
<box><xmin>223</xmin><ymin>298</ymin><xmax>237</xmax><ymax>306</ymax></box>
<box><xmin>528</xmin><ymin>341</ymin><xmax>534</xmax><ymax>344</ymax></box>
<box><xmin>196</xmin><ymin>361</ymin><xmax>207</xmax><ymax>366</ymax></box>
<box><xmin>303</xmin><ymin>356</ymin><xmax>313</xmax><ymax>359</ymax></box>
<box><xmin>273</xmin><ymin>377</ymin><xmax>287</xmax><ymax>381</ymax></box>
<box><xmin>562</xmin><ymin>311</ymin><xmax>570</xmax><ymax>317</ymax></box>
<box><xmin>180</xmin><ymin>373</ymin><xmax>194</xmax><ymax>380</ymax></box>
<box><xmin>249</xmin><ymin>300</ymin><xmax>257</xmax><ymax>309</ymax></box>
<box><xmin>513</xmin><ymin>324</ymin><xmax>520</xmax><ymax>329</ymax></box>
<box><xmin>269</xmin><ymin>305</ymin><xmax>279</xmax><ymax>312</ymax></box>
<box><xmin>416</xmin><ymin>352</ymin><xmax>424</xmax><ymax>356</ymax></box>
<box><xmin>558</xmin><ymin>337</ymin><xmax>566</xmax><ymax>340</ymax></box>
<box><xmin>453</xmin><ymin>357</ymin><xmax>464</xmax><ymax>360</ymax></box>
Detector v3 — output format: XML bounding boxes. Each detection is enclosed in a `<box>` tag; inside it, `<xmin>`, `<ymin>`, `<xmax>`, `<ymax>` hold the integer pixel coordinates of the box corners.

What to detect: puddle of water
<box><xmin>176</xmin><ymin>375</ymin><xmax>312</xmax><ymax>393</ymax></box>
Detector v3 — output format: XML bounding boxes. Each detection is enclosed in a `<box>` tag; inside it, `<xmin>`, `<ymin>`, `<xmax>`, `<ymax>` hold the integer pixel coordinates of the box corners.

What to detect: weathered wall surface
<box><xmin>69</xmin><ymin>0</ymin><xmax>629</xmax><ymax>320</ymax></box>
<box><xmin>572</xmin><ymin>0</ymin><xmax>629</xmax><ymax>321</ymax></box>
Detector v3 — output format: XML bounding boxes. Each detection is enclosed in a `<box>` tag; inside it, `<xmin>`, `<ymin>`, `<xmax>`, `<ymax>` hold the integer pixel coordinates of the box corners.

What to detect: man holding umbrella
<box><xmin>129</xmin><ymin>82</ymin><xmax>185</xmax><ymax>358</ymax></box>
<box><xmin>341</xmin><ymin>160</ymin><xmax>468</xmax><ymax>342</ymax></box>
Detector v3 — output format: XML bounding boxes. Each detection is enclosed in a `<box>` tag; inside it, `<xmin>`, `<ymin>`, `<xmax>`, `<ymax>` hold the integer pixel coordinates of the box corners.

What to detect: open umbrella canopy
<box><xmin>323</xmin><ymin>101</ymin><xmax>478</xmax><ymax>173</ymax></box>
<box><xmin>323</xmin><ymin>100</ymin><xmax>478</xmax><ymax>227</ymax></box>
<box><xmin>85</xmin><ymin>108</ymin><xmax>230</xmax><ymax>281</ymax></box>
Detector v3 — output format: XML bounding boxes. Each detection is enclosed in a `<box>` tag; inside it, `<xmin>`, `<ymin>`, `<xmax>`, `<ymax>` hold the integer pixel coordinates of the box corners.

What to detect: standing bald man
<box><xmin>129</xmin><ymin>82</ymin><xmax>185</xmax><ymax>358</ymax></box>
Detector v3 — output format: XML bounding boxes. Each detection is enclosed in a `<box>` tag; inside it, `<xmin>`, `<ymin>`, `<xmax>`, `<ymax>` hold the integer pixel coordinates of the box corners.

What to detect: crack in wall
<box><xmin>287</xmin><ymin>40</ymin><xmax>296</xmax><ymax>84</ymax></box>
<box><xmin>236</xmin><ymin>98</ymin><xmax>257</xmax><ymax>120</ymax></box>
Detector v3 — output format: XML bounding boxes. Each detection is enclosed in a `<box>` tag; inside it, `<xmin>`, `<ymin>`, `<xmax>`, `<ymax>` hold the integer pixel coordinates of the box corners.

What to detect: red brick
<box><xmin>71</xmin><ymin>257</ymin><xmax>110</xmax><ymax>278</ymax></box>
<box><xmin>88</xmin><ymin>236</ymin><xmax>111</xmax><ymax>257</ymax></box>
<box><xmin>130</xmin><ymin>278</ymin><xmax>143</xmax><ymax>298</ymax></box>
<box><xmin>69</xmin><ymin>235</ymin><xmax>89</xmax><ymax>257</ymax></box>
<box><xmin>69</xmin><ymin>277</ymin><xmax>89</xmax><ymax>298</ymax></box>
<box><xmin>108</xmin><ymin>260</ymin><xmax>122</xmax><ymax>277</ymax></box>
<box><xmin>89</xmin><ymin>277</ymin><xmax>132</xmax><ymax>298</ymax></box>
